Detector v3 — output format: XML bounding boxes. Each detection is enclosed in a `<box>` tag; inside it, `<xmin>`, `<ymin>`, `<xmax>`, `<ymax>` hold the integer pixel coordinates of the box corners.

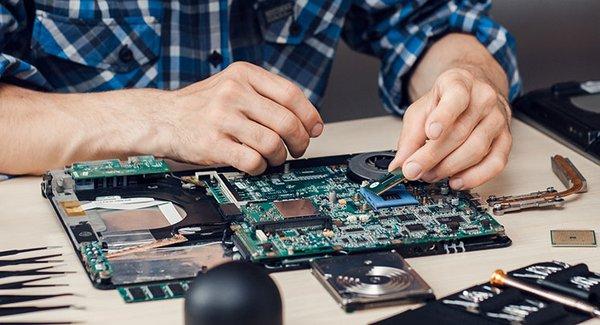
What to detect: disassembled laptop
<box><xmin>40</xmin><ymin>151</ymin><xmax>586</xmax><ymax>306</ymax></box>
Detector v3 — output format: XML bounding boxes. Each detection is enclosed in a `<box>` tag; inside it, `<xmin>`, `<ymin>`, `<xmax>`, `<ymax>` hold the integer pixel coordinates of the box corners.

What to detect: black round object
<box><xmin>184</xmin><ymin>261</ymin><xmax>283</xmax><ymax>325</ymax></box>
<box><xmin>347</xmin><ymin>151</ymin><xmax>396</xmax><ymax>182</ymax></box>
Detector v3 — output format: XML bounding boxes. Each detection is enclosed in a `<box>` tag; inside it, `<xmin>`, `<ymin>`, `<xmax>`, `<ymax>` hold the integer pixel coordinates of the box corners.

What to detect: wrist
<box><xmin>60</xmin><ymin>88</ymin><xmax>176</xmax><ymax>160</ymax></box>
<box><xmin>123</xmin><ymin>88</ymin><xmax>177</xmax><ymax>158</ymax></box>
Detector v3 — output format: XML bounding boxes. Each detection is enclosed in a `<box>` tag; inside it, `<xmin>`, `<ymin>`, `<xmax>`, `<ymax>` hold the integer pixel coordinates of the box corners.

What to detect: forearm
<box><xmin>0</xmin><ymin>84</ymin><xmax>170</xmax><ymax>175</ymax></box>
<box><xmin>407</xmin><ymin>33</ymin><xmax>509</xmax><ymax>101</ymax></box>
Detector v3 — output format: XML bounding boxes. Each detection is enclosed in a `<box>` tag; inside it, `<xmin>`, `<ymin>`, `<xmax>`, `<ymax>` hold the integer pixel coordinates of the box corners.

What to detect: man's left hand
<box><xmin>388</xmin><ymin>67</ymin><xmax>512</xmax><ymax>190</ymax></box>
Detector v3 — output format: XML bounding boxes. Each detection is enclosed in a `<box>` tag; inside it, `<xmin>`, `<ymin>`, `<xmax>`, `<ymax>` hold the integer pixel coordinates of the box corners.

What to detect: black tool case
<box><xmin>373</xmin><ymin>261</ymin><xmax>599</xmax><ymax>324</ymax></box>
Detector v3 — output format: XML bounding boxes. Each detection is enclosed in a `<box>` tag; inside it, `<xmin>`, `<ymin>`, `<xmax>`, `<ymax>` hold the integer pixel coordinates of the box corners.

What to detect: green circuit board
<box><xmin>68</xmin><ymin>155</ymin><xmax>170</xmax><ymax>180</ymax></box>
<box><xmin>202</xmin><ymin>164</ymin><xmax>504</xmax><ymax>263</ymax></box>
<box><xmin>117</xmin><ymin>281</ymin><xmax>191</xmax><ymax>303</ymax></box>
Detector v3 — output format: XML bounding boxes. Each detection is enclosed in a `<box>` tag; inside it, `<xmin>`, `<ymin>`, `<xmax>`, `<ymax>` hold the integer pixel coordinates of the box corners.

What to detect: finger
<box><xmin>388</xmin><ymin>94</ymin><xmax>430</xmax><ymax>172</ymax></box>
<box><xmin>241</xmin><ymin>93</ymin><xmax>310</xmax><ymax>158</ymax></box>
<box><xmin>421</xmin><ymin>110</ymin><xmax>506</xmax><ymax>182</ymax></box>
<box><xmin>448</xmin><ymin>130</ymin><xmax>512</xmax><ymax>189</ymax></box>
<box><xmin>225</xmin><ymin>116</ymin><xmax>287</xmax><ymax>166</ymax></box>
<box><xmin>213</xmin><ymin>138</ymin><xmax>267</xmax><ymax>175</ymax></box>
<box><xmin>425</xmin><ymin>71</ymin><xmax>472</xmax><ymax>140</ymax></box>
<box><xmin>228</xmin><ymin>62</ymin><xmax>324</xmax><ymax>137</ymax></box>
<box><xmin>401</xmin><ymin>99</ymin><xmax>482</xmax><ymax>180</ymax></box>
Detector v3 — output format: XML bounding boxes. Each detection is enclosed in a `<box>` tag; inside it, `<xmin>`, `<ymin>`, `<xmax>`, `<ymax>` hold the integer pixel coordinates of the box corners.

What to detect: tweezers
<box><xmin>0</xmin><ymin>305</ymin><xmax>81</xmax><ymax>317</ymax></box>
<box><xmin>2</xmin><ymin>322</ymin><xmax>81</xmax><ymax>325</ymax></box>
<box><xmin>0</xmin><ymin>293</ymin><xmax>73</xmax><ymax>306</ymax></box>
<box><xmin>0</xmin><ymin>277</ymin><xmax>68</xmax><ymax>290</ymax></box>
<box><xmin>0</xmin><ymin>254</ymin><xmax>63</xmax><ymax>267</ymax></box>
<box><xmin>0</xmin><ymin>266</ymin><xmax>75</xmax><ymax>279</ymax></box>
<box><xmin>0</xmin><ymin>246</ymin><xmax>61</xmax><ymax>258</ymax></box>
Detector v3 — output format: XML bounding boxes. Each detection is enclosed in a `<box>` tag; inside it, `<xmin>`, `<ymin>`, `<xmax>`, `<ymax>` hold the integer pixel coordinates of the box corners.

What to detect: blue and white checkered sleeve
<box><xmin>343</xmin><ymin>0</ymin><xmax>521</xmax><ymax>116</ymax></box>
<box><xmin>0</xmin><ymin>1</ymin><xmax>50</xmax><ymax>89</ymax></box>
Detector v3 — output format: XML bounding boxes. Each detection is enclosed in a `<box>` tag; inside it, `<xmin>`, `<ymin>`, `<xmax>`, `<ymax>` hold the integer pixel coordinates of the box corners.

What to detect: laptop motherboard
<box><xmin>42</xmin><ymin>151</ymin><xmax>510</xmax><ymax>302</ymax></box>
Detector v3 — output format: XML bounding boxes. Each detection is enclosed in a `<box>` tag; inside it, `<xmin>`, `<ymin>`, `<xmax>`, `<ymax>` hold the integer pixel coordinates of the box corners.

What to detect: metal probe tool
<box><xmin>490</xmin><ymin>270</ymin><xmax>600</xmax><ymax>318</ymax></box>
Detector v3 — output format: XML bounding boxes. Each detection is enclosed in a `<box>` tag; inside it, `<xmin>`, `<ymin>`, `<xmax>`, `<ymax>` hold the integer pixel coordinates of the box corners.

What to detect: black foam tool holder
<box><xmin>373</xmin><ymin>261</ymin><xmax>599</xmax><ymax>325</ymax></box>
<box><xmin>477</xmin><ymin>288</ymin><xmax>524</xmax><ymax>312</ymax></box>
<box><xmin>510</xmin><ymin>262</ymin><xmax>600</xmax><ymax>304</ymax></box>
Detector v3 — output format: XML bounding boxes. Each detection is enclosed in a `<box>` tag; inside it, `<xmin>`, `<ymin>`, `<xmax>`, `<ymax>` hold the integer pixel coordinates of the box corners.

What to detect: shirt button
<box><xmin>208</xmin><ymin>50</ymin><xmax>223</xmax><ymax>67</ymax></box>
<box><xmin>289</xmin><ymin>21</ymin><xmax>301</xmax><ymax>36</ymax></box>
<box><xmin>119</xmin><ymin>46</ymin><xmax>134</xmax><ymax>63</ymax></box>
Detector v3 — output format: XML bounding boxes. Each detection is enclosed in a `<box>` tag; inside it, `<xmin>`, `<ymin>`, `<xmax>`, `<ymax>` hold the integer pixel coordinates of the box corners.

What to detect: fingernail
<box><xmin>310</xmin><ymin>123</ymin><xmax>323</xmax><ymax>137</ymax></box>
<box><xmin>403</xmin><ymin>161</ymin><xmax>422</xmax><ymax>179</ymax></box>
<box><xmin>449</xmin><ymin>178</ymin><xmax>464</xmax><ymax>190</ymax></box>
<box><xmin>428</xmin><ymin>122</ymin><xmax>443</xmax><ymax>139</ymax></box>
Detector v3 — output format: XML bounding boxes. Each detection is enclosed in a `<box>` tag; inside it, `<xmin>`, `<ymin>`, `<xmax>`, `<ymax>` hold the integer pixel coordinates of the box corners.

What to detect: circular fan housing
<box><xmin>347</xmin><ymin>151</ymin><xmax>396</xmax><ymax>182</ymax></box>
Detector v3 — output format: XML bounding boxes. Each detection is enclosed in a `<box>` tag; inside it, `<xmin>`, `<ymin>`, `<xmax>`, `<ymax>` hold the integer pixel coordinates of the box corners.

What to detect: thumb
<box><xmin>388</xmin><ymin>93</ymin><xmax>431</xmax><ymax>172</ymax></box>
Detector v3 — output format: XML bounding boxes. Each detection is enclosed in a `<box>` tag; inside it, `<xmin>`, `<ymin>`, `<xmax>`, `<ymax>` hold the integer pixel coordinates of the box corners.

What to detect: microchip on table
<box><xmin>550</xmin><ymin>230</ymin><xmax>597</xmax><ymax>247</ymax></box>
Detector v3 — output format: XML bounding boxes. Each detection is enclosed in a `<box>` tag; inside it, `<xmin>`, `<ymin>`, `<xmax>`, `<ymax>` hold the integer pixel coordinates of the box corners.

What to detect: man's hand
<box><xmin>388</xmin><ymin>67</ymin><xmax>512</xmax><ymax>190</ymax></box>
<box><xmin>0</xmin><ymin>61</ymin><xmax>322</xmax><ymax>175</ymax></box>
<box><xmin>155</xmin><ymin>61</ymin><xmax>323</xmax><ymax>175</ymax></box>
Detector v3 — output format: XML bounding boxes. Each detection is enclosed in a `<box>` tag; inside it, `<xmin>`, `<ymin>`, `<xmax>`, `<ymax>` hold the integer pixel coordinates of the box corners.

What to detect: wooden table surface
<box><xmin>0</xmin><ymin>116</ymin><xmax>599</xmax><ymax>324</ymax></box>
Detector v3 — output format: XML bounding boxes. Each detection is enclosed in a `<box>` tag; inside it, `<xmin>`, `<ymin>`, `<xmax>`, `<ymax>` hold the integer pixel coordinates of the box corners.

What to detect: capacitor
<box><xmin>347</xmin><ymin>215</ymin><xmax>357</xmax><ymax>223</ymax></box>
<box><xmin>322</xmin><ymin>229</ymin><xmax>334</xmax><ymax>238</ymax></box>
<box><xmin>361</xmin><ymin>203</ymin><xmax>369</xmax><ymax>212</ymax></box>
<box><xmin>328</xmin><ymin>191</ymin><xmax>337</xmax><ymax>202</ymax></box>
<box><xmin>451</xmin><ymin>197</ymin><xmax>460</xmax><ymax>206</ymax></box>
<box><xmin>440</xmin><ymin>186</ymin><xmax>450</xmax><ymax>195</ymax></box>
<box><xmin>359</xmin><ymin>214</ymin><xmax>370</xmax><ymax>223</ymax></box>
<box><xmin>338</xmin><ymin>199</ymin><xmax>347</xmax><ymax>206</ymax></box>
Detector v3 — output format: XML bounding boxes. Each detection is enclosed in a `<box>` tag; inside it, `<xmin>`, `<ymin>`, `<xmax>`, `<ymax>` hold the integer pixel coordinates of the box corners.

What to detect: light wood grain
<box><xmin>0</xmin><ymin>116</ymin><xmax>598</xmax><ymax>324</ymax></box>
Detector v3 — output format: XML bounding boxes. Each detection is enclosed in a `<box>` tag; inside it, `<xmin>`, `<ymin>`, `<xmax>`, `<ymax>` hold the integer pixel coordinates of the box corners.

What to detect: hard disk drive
<box><xmin>311</xmin><ymin>250</ymin><xmax>434</xmax><ymax>311</ymax></box>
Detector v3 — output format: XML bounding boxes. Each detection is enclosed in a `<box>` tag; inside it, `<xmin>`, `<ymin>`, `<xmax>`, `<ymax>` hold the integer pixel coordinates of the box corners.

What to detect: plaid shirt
<box><xmin>0</xmin><ymin>0</ymin><xmax>520</xmax><ymax>115</ymax></box>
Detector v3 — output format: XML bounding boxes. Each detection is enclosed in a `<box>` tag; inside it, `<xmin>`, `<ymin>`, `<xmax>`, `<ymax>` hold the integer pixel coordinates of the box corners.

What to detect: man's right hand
<box><xmin>154</xmin><ymin>62</ymin><xmax>324</xmax><ymax>175</ymax></box>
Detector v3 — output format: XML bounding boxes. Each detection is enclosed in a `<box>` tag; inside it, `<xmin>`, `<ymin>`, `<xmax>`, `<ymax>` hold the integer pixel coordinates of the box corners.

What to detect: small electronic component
<box><xmin>117</xmin><ymin>281</ymin><xmax>191</xmax><ymax>303</ymax></box>
<box><xmin>550</xmin><ymin>230</ymin><xmax>597</xmax><ymax>247</ymax></box>
<box><xmin>359</xmin><ymin>185</ymin><xmax>418</xmax><ymax>210</ymax></box>
<box><xmin>245</xmin><ymin>199</ymin><xmax>331</xmax><ymax>232</ymax></box>
<box><xmin>364</xmin><ymin>169</ymin><xmax>406</xmax><ymax>196</ymax></box>
<box><xmin>487</xmin><ymin>155</ymin><xmax>587</xmax><ymax>214</ymax></box>
<box><xmin>311</xmin><ymin>250</ymin><xmax>434</xmax><ymax>311</ymax></box>
<box><xmin>80</xmin><ymin>242</ymin><xmax>112</xmax><ymax>285</ymax></box>
<box><xmin>219</xmin><ymin>203</ymin><xmax>243</xmax><ymax>221</ymax></box>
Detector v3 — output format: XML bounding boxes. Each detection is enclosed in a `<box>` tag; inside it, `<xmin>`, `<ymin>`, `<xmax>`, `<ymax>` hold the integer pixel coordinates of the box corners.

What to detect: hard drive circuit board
<box><xmin>200</xmin><ymin>163</ymin><xmax>505</xmax><ymax>263</ymax></box>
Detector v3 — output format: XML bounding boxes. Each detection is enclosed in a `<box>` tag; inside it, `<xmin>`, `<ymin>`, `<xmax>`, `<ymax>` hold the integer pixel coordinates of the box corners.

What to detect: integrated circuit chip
<box><xmin>359</xmin><ymin>185</ymin><xmax>418</xmax><ymax>210</ymax></box>
<box><xmin>274</xmin><ymin>199</ymin><xmax>317</xmax><ymax>219</ymax></box>
<box><xmin>437</xmin><ymin>215</ymin><xmax>465</xmax><ymax>224</ymax></box>
<box><xmin>406</xmin><ymin>224</ymin><xmax>427</xmax><ymax>232</ymax></box>
<box><xmin>168</xmin><ymin>283</ymin><xmax>186</xmax><ymax>296</ymax></box>
<box><xmin>128</xmin><ymin>287</ymin><xmax>146</xmax><ymax>300</ymax></box>
<box><xmin>249</xmin><ymin>199</ymin><xmax>331</xmax><ymax>232</ymax></box>
<box><xmin>550</xmin><ymin>230</ymin><xmax>597</xmax><ymax>247</ymax></box>
<box><xmin>148</xmin><ymin>285</ymin><xmax>166</xmax><ymax>298</ymax></box>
